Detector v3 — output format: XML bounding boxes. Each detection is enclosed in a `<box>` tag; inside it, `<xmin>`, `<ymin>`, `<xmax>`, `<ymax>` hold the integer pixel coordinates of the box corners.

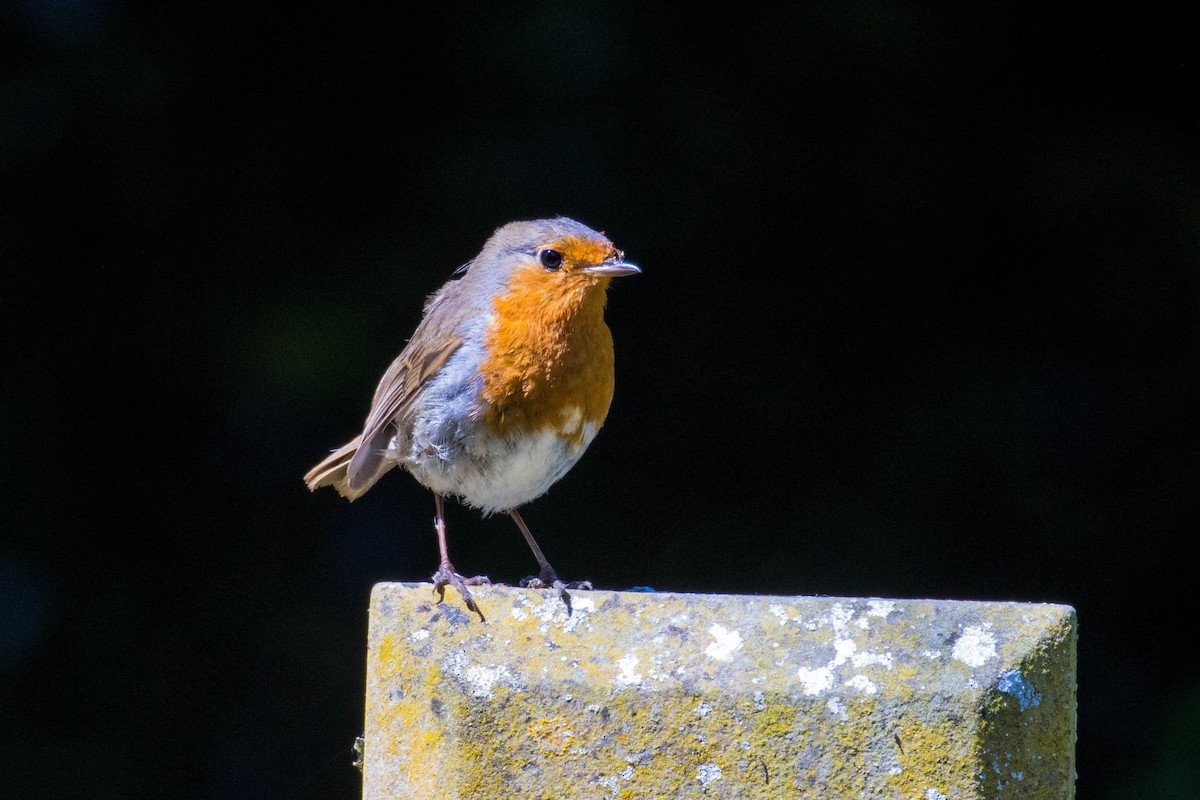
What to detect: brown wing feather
<box><xmin>304</xmin><ymin>329</ymin><xmax>461</xmax><ymax>501</ymax></box>
<box><xmin>303</xmin><ymin>435</ymin><xmax>382</xmax><ymax>500</ymax></box>
<box><xmin>343</xmin><ymin>333</ymin><xmax>462</xmax><ymax>492</ymax></box>
<box><xmin>305</xmin><ymin>253</ymin><xmax>496</xmax><ymax>500</ymax></box>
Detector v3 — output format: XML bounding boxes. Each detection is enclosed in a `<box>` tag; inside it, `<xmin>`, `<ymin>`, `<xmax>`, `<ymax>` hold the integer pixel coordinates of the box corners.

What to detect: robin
<box><xmin>304</xmin><ymin>218</ymin><xmax>639</xmax><ymax>620</ymax></box>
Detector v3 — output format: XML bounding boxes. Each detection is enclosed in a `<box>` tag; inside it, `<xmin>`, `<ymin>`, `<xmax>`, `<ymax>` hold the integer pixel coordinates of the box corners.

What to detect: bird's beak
<box><xmin>584</xmin><ymin>258</ymin><xmax>641</xmax><ymax>278</ymax></box>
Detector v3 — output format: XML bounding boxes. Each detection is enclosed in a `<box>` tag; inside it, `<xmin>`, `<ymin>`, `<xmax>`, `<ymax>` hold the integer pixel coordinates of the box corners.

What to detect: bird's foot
<box><xmin>521</xmin><ymin>566</ymin><xmax>592</xmax><ymax>616</ymax></box>
<box><xmin>431</xmin><ymin>562</ymin><xmax>490</xmax><ymax>622</ymax></box>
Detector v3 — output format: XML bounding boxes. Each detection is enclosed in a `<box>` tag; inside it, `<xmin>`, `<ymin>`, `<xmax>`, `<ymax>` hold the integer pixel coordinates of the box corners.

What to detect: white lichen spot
<box><xmin>647</xmin><ymin>666</ymin><xmax>672</xmax><ymax>684</ymax></box>
<box><xmin>827</xmin><ymin>697</ymin><xmax>848</xmax><ymax>720</ymax></box>
<box><xmin>952</xmin><ymin>625</ymin><xmax>998</xmax><ymax>668</ymax></box>
<box><xmin>509</xmin><ymin>605</ymin><xmax>528</xmax><ymax>621</ymax></box>
<box><xmin>548</xmin><ymin>594</ymin><xmax>594</xmax><ymax>635</ymax></box>
<box><xmin>615</xmin><ymin>654</ymin><xmax>642</xmax><ymax>686</ymax></box>
<box><xmin>695</xmin><ymin>702</ymin><xmax>713</xmax><ymax>717</ymax></box>
<box><xmin>831</xmin><ymin>637</ymin><xmax>893</xmax><ymax>670</ymax></box>
<box><xmin>696</xmin><ymin>763</ymin><xmax>722</xmax><ymax>788</ymax></box>
<box><xmin>925</xmin><ymin>789</ymin><xmax>948</xmax><ymax>800</ymax></box>
<box><xmin>922</xmin><ymin>649</ymin><xmax>941</xmax><ymax>660</ymax></box>
<box><xmin>621</xmin><ymin>766</ymin><xmax>634</xmax><ymax>780</ymax></box>
<box><xmin>852</xmin><ymin>650</ymin><xmax>894</xmax><ymax>669</ymax></box>
<box><xmin>797</xmin><ymin>666</ymin><xmax>834</xmax><ymax>695</ymax></box>
<box><xmin>530</xmin><ymin>591</ymin><xmax>593</xmax><ymax>634</ymax></box>
<box><xmin>463</xmin><ymin>664</ymin><xmax>509</xmax><ymax>698</ymax></box>
<box><xmin>753</xmin><ymin>690</ymin><xmax>766</xmax><ymax>711</ymax></box>
<box><xmin>769</xmin><ymin>604</ymin><xmax>790</xmax><ymax>625</ymax></box>
<box><xmin>867</xmin><ymin>600</ymin><xmax>896</xmax><ymax>618</ymax></box>
<box><xmin>706</xmin><ymin>624</ymin><xmax>743</xmax><ymax>661</ymax></box>
<box><xmin>828</xmin><ymin>603</ymin><xmax>855</xmax><ymax>631</ymax></box>
<box><xmin>832</xmin><ymin>639</ymin><xmax>858</xmax><ymax>666</ymax></box>
<box><xmin>570</xmin><ymin>596</ymin><xmax>596</xmax><ymax>614</ymax></box>
<box><xmin>855</xmin><ymin>615</ymin><xmax>871</xmax><ymax>629</ymax></box>
<box><xmin>845</xmin><ymin>674</ymin><xmax>878</xmax><ymax>695</ymax></box>
<box><xmin>409</xmin><ymin>628</ymin><xmax>431</xmax><ymax>641</ymax></box>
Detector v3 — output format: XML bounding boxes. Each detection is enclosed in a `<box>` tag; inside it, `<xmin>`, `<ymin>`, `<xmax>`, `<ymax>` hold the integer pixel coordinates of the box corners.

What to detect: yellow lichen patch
<box><xmin>885</xmin><ymin>716</ymin><xmax>978</xmax><ymax>798</ymax></box>
<box><xmin>887</xmin><ymin>662</ymin><xmax>922</xmax><ymax>701</ymax></box>
<box><xmin>376</xmin><ymin>631</ymin><xmax>398</xmax><ymax>666</ymax></box>
<box><xmin>424</xmin><ymin>661</ymin><xmax>442</xmax><ymax>688</ymax></box>
<box><xmin>527</xmin><ymin>717</ymin><xmax>575</xmax><ymax>754</ymax></box>
<box><xmin>363</xmin><ymin>585</ymin><xmax>1076</xmax><ymax>799</ymax></box>
<box><xmin>753</xmin><ymin>700</ymin><xmax>802</xmax><ymax>739</ymax></box>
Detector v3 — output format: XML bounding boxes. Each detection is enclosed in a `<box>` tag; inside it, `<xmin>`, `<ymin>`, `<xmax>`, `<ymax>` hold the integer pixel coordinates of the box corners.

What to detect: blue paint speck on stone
<box><xmin>997</xmin><ymin>668</ymin><xmax>1042</xmax><ymax>711</ymax></box>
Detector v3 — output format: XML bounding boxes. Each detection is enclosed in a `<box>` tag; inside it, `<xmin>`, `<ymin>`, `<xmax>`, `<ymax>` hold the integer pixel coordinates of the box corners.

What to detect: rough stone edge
<box><xmin>977</xmin><ymin>605</ymin><xmax>1077</xmax><ymax>799</ymax></box>
<box><xmin>363</xmin><ymin>584</ymin><xmax>1078</xmax><ymax>799</ymax></box>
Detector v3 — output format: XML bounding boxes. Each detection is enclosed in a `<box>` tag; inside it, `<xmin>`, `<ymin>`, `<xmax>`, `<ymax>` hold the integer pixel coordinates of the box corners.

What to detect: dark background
<box><xmin>3</xmin><ymin>2</ymin><xmax>1197</xmax><ymax>797</ymax></box>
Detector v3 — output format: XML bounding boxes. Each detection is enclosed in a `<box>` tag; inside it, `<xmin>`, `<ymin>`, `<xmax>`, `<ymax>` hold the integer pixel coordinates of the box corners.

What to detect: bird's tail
<box><xmin>304</xmin><ymin>436</ymin><xmax>392</xmax><ymax>501</ymax></box>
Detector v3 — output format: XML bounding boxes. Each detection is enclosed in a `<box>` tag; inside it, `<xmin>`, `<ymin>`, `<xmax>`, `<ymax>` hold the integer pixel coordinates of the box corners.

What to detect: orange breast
<box><xmin>478</xmin><ymin>271</ymin><xmax>615</xmax><ymax>445</ymax></box>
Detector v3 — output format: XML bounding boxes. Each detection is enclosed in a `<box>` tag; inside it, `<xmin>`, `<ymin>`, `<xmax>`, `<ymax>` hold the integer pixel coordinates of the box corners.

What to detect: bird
<box><xmin>304</xmin><ymin>218</ymin><xmax>639</xmax><ymax>620</ymax></box>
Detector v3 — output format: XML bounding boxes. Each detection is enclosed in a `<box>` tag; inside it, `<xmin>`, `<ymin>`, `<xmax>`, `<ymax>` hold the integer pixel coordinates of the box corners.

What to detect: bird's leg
<box><xmin>509</xmin><ymin>508</ymin><xmax>592</xmax><ymax>615</ymax></box>
<box><xmin>430</xmin><ymin>493</ymin><xmax>489</xmax><ymax>621</ymax></box>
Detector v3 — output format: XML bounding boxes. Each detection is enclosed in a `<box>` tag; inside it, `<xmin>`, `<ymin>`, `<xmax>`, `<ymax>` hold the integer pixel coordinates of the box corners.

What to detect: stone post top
<box><xmin>364</xmin><ymin>584</ymin><xmax>1076</xmax><ymax>799</ymax></box>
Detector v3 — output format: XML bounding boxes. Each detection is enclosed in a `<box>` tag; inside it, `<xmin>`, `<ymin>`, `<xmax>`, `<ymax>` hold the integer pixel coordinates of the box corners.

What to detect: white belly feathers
<box><xmin>383</xmin><ymin>338</ymin><xmax>601</xmax><ymax>513</ymax></box>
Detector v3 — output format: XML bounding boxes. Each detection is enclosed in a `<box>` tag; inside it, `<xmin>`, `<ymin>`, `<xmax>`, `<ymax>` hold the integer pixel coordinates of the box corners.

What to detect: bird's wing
<box><xmin>344</xmin><ymin>331</ymin><xmax>462</xmax><ymax>492</ymax></box>
<box><xmin>343</xmin><ymin>275</ymin><xmax>486</xmax><ymax>492</ymax></box>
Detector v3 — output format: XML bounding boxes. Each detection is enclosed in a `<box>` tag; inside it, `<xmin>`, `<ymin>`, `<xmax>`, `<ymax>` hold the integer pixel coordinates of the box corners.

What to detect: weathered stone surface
<box><xmin>363</xmin><ymin>584</ymin><xmax>1076</xmax><ymax>799</ymax></box>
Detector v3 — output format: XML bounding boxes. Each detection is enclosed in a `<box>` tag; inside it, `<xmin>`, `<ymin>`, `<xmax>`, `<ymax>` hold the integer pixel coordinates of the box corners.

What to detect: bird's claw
<box><xmin>432</xmin><ymin>562</ymin><xmax>490</xmax><ymax>622</ymax></box>
<box><xmin>521</xmin><ymin>569</ymin><xmax>592</xmax><ymax>616</ymax></box>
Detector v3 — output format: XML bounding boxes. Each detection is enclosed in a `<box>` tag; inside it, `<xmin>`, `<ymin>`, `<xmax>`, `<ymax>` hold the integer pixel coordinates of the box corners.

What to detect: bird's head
<box><xmin>467</xmin><ymin>218</ymin><xmax>640</xmax><ymax>311</ymax></box>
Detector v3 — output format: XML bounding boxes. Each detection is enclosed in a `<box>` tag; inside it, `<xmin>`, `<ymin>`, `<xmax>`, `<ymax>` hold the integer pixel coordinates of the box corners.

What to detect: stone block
<box><xmin>362</xmin><ymin>584</ymin><xmax>1075</xmax><ymax>799</ymax></box>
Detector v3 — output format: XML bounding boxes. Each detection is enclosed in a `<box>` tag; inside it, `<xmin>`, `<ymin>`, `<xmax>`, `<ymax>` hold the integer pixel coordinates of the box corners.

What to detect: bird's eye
<box><xmin>539</xmin><ymin>249</ymin><xmax>563</xmax><ymax>271</ymax></box>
